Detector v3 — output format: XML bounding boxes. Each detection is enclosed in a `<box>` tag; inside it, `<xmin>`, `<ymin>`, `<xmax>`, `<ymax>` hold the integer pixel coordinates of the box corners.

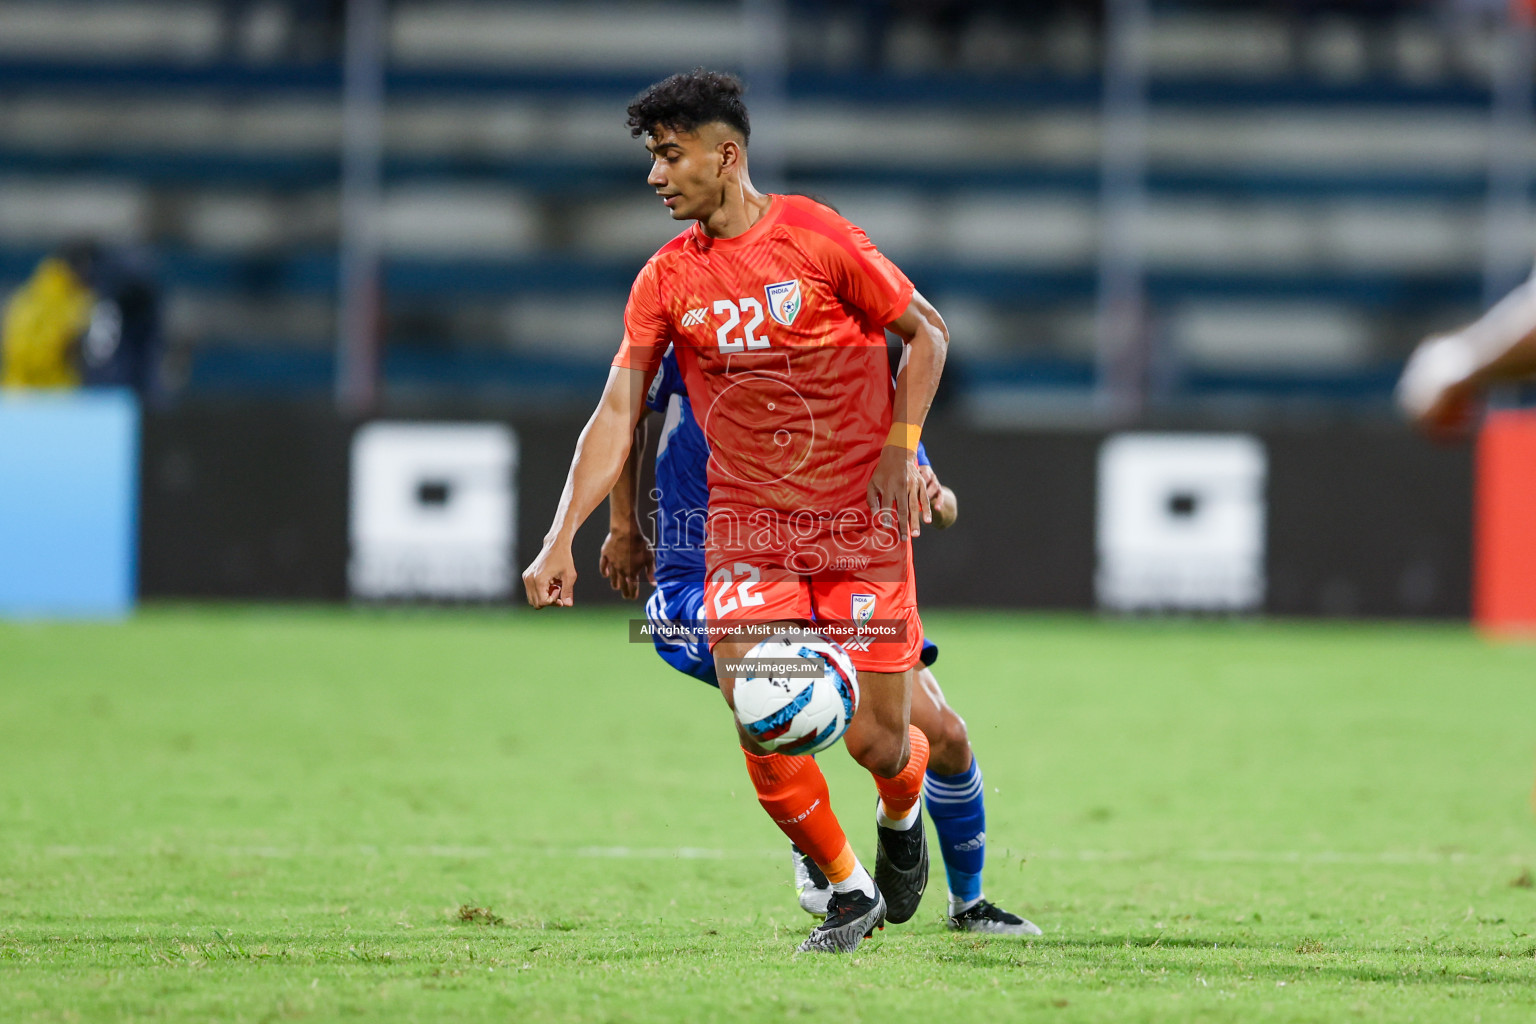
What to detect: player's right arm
<box><xmin>526</xmin><ymin>253</ymin><xmax>673</xmax><ymax>607</ymax></box>
<box><xmin>522</xmin><ymin>365</ymin><xmax>651</xmax><ymax>608</ymax></box>
<box><xmin>1399</xmin><ymin>276</ymin><xmax>1536</xmax><ymax>436</ymax></box>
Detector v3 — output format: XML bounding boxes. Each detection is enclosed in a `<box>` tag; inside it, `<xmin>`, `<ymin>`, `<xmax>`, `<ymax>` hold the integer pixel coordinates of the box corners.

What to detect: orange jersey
<box><xmin>613</xmin><ymin>194</ymin><xmax>915</xmax><ymax>520</ymax></box>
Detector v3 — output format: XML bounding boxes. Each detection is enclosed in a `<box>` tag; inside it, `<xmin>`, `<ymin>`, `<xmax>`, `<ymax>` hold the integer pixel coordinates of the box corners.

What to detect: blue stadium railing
<box><xmin>0</xmin><ymin>59</ymin><xmax>1511</xmax><ymax>200</ymax></box>
<box><xmin>0</xmin><ymin>59</ymin><xmax>1507</xmax><ymax>107</ymax></box>
<box><xmin>0</xmin><ymin>147</ymin><xmax>1512</xmax><ymax>201</ymax></box>
<box><xmin>1</xmin><ymin>59</ymin><xmax>1505</xmax><ymax>403</ymax></box>
<box><xmin>0</xmin><ymin>246</ymin><xmax>1486</xmax><ymax>307</ymax></box>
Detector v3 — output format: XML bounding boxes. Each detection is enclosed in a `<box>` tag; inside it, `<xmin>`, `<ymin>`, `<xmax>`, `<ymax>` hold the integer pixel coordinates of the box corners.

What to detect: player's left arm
<box><xmin>918</xmin><ymin>463</ymin><xmax>958</xmax><ymax>530</ymax></box>
<box><xmin>870</xmin><ymin>290</ymin><xmax>948</xmax><ymax>537</ymax></box>
<box><xmin>599</xmin><ymin>418</ymin><xmax>655</xmax><ymax>600</ymax></box>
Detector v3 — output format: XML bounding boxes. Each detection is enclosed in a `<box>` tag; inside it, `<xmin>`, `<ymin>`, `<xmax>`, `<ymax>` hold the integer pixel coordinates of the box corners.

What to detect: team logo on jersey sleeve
<box><xmin>765</xmin><ymin>279</ymin><xmax>802</xmax><ymax>327</ymax></box>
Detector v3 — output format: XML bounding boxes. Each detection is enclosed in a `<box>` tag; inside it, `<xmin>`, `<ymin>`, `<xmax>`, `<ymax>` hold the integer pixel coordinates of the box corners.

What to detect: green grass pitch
<box><xmin>4</xmin><ymin>606</ymin><xmax>1536</xmax><ymax>1022</ymax></box>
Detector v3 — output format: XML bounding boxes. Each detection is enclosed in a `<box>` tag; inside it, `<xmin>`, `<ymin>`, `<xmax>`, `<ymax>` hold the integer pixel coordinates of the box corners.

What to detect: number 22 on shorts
<box><xmin>712</xmin><ymin>562</ymin><xmax>767</xmax><ymax>616</ymax></box>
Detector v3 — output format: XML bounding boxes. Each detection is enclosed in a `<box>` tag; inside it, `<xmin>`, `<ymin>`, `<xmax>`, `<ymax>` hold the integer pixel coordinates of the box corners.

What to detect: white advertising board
<box><xmin>1096</xmin><ymin>433</ymin><xmax>1266</xmax><ymax>612</ymax></box>
<box><xmin>349</xmin><ymin>422</ymin><xmax>518</xmax><ymax>600</ymax></box>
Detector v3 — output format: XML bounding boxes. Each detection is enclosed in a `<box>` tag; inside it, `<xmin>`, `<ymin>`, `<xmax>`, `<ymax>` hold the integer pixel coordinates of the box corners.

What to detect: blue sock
<box><xmin>923</xmin><ymin>757</ymin><xmax>986</xmax><ymax>909</ymax></box>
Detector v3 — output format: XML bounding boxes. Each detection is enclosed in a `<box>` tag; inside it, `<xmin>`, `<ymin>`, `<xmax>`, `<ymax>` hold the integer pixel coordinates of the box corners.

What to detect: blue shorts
<box><xmin>645</xmin><ymin>581</ymin><xmax>718</xmax><ymax>686</ymax></box>
<box><xmin>644</xmin><ymin>580</ymin><xmax>936</xmax><ymax>687</ymax></box>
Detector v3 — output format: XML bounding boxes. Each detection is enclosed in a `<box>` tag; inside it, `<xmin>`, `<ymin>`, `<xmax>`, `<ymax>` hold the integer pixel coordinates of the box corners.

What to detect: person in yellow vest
<box><xmin>1</xmin><ymin>251</ymin><xmax>95</xmax><ymax>390</ymax></box>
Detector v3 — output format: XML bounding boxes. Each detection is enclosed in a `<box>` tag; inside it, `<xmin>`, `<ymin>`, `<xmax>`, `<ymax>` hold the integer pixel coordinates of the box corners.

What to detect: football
<box><xmin>730</xmin><ymin>633</ymin><xmax>860</xmax><ymax>756</ymax></box>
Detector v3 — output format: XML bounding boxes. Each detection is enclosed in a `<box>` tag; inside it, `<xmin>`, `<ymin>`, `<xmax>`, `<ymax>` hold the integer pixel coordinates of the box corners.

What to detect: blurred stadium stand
<box><xmin>0</xmin><ymin>0</ymin><xmax>1528</xmax><ymax>417</ymax></box>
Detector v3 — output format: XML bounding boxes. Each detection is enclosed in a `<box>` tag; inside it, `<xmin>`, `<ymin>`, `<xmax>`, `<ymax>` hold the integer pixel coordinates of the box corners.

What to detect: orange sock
<box><xmin>873</xmin><ymin>725</ymin><xmax>930</xmax><ymax>819</ymax></box>
<box><xmin>743</xmin><ymin>750</ymin><xmax>857</xmax><ymax>883</ymax></box>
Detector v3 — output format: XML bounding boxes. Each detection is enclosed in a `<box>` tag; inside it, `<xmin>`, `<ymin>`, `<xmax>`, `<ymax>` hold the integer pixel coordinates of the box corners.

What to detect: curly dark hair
<box><xmin>626</xmin><ymin>68</ymin><xmax>750</xmax><ymax>143</ymax></box>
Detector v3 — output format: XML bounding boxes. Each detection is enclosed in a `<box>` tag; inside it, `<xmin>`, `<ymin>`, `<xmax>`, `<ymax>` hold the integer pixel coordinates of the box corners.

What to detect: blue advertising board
<box><xmin>0</xmin><ymin>390</ymin><xmax>138</xmax><ymax>617</ymax></box>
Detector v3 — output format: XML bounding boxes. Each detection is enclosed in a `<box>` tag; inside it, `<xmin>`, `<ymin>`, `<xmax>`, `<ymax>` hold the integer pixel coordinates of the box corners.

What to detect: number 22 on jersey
<box><xmin>714</xmin><ymin>297</ymin><xmax>768</xmax><ymax>353</ymax></box>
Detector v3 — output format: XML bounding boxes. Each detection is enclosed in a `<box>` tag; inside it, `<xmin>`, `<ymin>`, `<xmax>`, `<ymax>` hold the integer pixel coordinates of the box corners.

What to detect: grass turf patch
<box><xmin>2</xmin><ymin>606</ymin><xmax>1535</xmax><ymax>1021</ymax></box>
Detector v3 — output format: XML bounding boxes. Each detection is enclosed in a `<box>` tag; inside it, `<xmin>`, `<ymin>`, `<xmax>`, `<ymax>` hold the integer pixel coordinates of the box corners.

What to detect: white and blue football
<box><xmin>731</xmin><ymin>634</ymin><xmax>860</xmax><ymax>756</ymax></box>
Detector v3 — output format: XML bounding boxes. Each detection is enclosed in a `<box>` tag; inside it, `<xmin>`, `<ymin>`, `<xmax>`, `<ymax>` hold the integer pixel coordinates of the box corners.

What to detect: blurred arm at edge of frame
<box><xmin>1398</xmin><ymin>276</ymin><xmax>1536</xmax><ymax>437</ymax></box>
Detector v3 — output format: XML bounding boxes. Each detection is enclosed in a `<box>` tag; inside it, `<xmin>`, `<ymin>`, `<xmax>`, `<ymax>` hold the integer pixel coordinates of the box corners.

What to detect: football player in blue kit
<box><xmin>600</xmin><ymin>345</ymin><xmax>1041</xmax><ymax>936</ymax></box>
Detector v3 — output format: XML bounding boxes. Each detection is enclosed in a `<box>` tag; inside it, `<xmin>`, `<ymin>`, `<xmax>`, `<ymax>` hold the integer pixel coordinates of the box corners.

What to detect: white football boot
<box><xmin>790</xmin><ymin>844</ymin><xmax>833</xmax><ymax>917</ymax></box>
<box><xmin>946</xmin><ymin>898</ymin><xmax>1043</xmax><ymax>936</ymax></box>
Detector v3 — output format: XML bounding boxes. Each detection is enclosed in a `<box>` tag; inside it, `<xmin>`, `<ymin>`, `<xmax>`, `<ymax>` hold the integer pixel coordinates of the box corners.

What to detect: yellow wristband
<box><xmin>885</xmin><ymin>422</ymin><xmax>922</xmax><ymax>452</ymax></box>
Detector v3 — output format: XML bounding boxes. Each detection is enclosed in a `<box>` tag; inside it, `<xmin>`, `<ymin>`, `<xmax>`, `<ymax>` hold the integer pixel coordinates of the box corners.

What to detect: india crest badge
<box><xmin>848</xmin><ymin>592</ymin><xmax>878</xmax><ymax>651</ymax></box>
<box><xmin>851</xmin><ymin>593</ymin><xmax>877</xmax><ymax>628</ymax></box>
<box><xmin>852</xmin><ymin>592</ymin><xmax>877</xmax><ymax>629</ymax></box>
<box><xmin>765</xmin><ymin>279</ymin><xmax>802</xmax><ymax>327</ymax></box>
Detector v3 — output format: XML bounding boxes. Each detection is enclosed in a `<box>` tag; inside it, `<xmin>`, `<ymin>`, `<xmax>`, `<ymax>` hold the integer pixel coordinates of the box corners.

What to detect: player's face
<box><xmin>645</xmin><ymin>127</ymin><xmax>729</xmax><ymax>222</ymax></box>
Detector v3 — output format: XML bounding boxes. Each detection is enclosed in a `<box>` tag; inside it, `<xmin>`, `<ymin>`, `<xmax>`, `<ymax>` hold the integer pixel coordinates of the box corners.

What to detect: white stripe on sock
<box><xmin>923</xmin><ymin>774</ymin><xmax>983</xmax><ymax>795</ymax></box>
<box><xmin>831</xmin><ymin>861</ymin><xmax>876</xmax><ymax>899</ymax></box>
<box><xmin>877</xmin><ymin>801</ymin><xmax>921</xmax><ymax>831</ymax></box>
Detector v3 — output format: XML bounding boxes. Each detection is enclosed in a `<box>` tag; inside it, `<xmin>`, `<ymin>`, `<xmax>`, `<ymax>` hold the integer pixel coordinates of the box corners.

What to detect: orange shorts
<box><xmin>703</xmin><ymin>543</ymin><xmax>923</xmax><ymax>674</ymax></box>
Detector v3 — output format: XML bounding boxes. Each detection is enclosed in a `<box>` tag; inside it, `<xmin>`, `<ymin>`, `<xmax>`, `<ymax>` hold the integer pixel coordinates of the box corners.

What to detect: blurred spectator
<box><xmin>799</xmin><ymin>0</ymin><xmax>1100</xmax><ymax>69</ymax></box>
<box><xmin>1</xmin><ymin>252</ymin><xmax>93</xmax><ymax>391</ymax></box>
<box><xmin>72</xmin><ymin>244</ymin><xmax>165</xmax><ymax>402</ymax></box>
<box><xmin>1</xmin><ymin>244</ymin><xmax>164</xmax><ymax>403</ymax></box>
<box><xmin>220</xmin><ymin>0</ymin><xmax>348</xmax><ymax>63</ymax></box>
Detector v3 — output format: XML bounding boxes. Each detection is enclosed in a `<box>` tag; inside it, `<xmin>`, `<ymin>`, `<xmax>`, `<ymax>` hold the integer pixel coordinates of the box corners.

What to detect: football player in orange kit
<box><xmin>523</xmin><ymin>68</ymin><xmax>948</xmax><ymax>952</ymax></box>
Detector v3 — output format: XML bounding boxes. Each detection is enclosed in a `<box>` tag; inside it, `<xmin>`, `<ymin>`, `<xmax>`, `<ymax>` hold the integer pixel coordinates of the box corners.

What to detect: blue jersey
<box><xmin>645</xmin><ymin>348</ymin><xmax>711</xmax><ymax>585</ymax></box>
<box><xmin>645</xmin><ymin>346</ymin><xmax>929</xmax><ymax>586</ymax></box>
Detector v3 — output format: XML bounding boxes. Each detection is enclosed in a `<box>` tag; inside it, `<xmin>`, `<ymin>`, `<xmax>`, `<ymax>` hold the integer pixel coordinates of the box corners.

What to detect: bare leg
<box><xmin>908</xmin><ymin>666</ymin><xmax>972</xmax><ymax>776</ymax></box>
<box><xmin>841</xmin><ymin>667</ymin><xmax>916</xmax><ymax>778</ymax></box>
